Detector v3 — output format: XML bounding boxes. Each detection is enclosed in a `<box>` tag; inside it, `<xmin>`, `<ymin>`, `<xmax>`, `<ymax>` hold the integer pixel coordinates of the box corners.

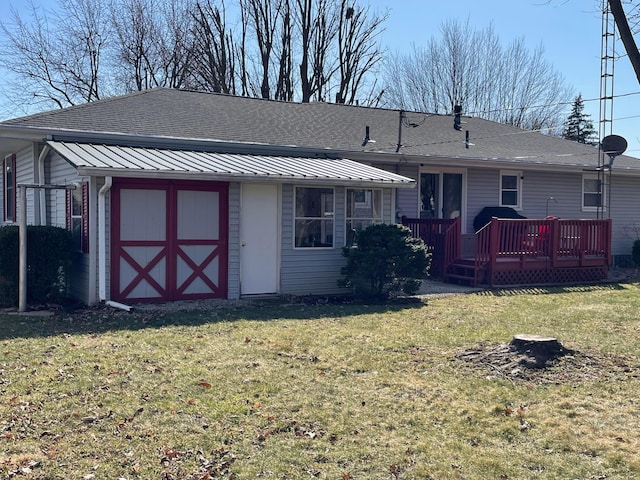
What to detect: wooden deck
<box><xmin>402</xmin><ymin>217</ymin><xmax>612</xmax><ymax>287</ymax></box>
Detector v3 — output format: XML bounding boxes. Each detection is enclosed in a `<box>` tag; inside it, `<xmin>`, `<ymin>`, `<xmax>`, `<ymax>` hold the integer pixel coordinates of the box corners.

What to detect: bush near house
<box><xmin>0</xmin><ymin>226</ymin><xmax>74</xmax><ymax>307</ymax></box>
<box><xmin>339</xmin><ymin>223</ymin><xmax>431</xmax><ymax>298</ymax></box>
<box><xmin>633</xmin><ymin>239</ymin><xmax>640</xmax><ymax>267</ymax></box>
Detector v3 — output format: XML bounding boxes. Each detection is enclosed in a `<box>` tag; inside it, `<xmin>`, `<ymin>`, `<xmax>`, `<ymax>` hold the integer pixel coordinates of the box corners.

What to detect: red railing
<box><xmin>401</xmin><ymin>217</ymin><xmax>460</xmax><ymax>276</ymax></box>
<box><xmin>477</xmin><ymin>218</ymin><xmax>612</xmax><ymax>281</ymax></box>
<box><xmin>405</xmin><ymin>217</ymin><xmax>611</xmax><ymax>286</ymax></box>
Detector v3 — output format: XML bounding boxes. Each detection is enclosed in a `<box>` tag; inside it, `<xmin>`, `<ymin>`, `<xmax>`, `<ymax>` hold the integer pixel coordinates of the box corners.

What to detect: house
<box><xmin>0</xmin><ymin>88</ymin><xmax>637</xmax><ymax>305</ymax></box>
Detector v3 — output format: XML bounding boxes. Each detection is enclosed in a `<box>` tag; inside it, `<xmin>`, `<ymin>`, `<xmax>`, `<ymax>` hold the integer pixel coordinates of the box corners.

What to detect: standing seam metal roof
<box><xmin>47</xmin><ymin>141</ymin><xmax>415</xmax><ymax>186</ymax></box>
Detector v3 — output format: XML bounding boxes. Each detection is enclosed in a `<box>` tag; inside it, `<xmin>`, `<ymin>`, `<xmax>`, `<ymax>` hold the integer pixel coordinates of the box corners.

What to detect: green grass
<box><xmin>1</xmin><ymin>283</ymin><xmax>639</xmax><ymax>479</ymax></box>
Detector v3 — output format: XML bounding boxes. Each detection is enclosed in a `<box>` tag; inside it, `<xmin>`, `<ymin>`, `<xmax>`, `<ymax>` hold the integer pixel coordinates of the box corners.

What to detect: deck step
<box><xmin>444</xmin><ymin>259</ymin><xmax>484</xmax><ymax>286</ymax></box>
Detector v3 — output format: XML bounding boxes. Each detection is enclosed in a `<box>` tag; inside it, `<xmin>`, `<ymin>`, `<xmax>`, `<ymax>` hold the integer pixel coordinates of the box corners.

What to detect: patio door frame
<box><xmin>419</xmin><ymin>167</ymin><xmax>468</xmax><ymax>233</ymax></box>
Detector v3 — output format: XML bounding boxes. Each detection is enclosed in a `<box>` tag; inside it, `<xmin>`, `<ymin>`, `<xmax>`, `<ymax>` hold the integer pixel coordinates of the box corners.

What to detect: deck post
<box><xmin>550</xmin><ymin>218</ymin><xmax>559</xmax><ymax>267</ymax></box>
<box><xmin>489</xmin><ymin>218</ymin><xmax>500</xmax><ymax>285</ymax></box>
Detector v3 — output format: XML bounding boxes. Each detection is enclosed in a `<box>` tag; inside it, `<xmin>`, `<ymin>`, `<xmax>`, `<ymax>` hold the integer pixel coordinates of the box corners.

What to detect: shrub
<box><xmin>339</xmin><ymin>223</ymin><xmax>431</xmax><ymax>298</ymax></box>
<box><xmin>0</xmin><ymin>226</ymin><xmax>74</xmax><ymax>307</ymax></box>
<box><xmin>632</xmin><ymin>239</ymin><xmax>640</xmax><ymax>267</ymax></box>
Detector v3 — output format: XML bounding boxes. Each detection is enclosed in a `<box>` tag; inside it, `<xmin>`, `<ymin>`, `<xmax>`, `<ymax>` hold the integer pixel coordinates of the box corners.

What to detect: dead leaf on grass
<box><xmin>199</xmin><ymin>381</ymin><xmax>212</xmax><ymax>389</ymax></box>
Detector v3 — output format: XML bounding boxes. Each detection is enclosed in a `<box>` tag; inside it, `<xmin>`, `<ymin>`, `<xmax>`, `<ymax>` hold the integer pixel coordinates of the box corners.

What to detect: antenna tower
<box><xmin>598</xmin><ymin>0</ymin><xmax>616</xmax><ymax>219</ymax></box>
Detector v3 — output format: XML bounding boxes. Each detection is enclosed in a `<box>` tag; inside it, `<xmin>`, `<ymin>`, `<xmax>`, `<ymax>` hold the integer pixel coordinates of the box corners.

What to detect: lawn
<box><xmin>1</xmin><ymin>283</ymin><xmax>639</xmax><ymax>479</ymax></box>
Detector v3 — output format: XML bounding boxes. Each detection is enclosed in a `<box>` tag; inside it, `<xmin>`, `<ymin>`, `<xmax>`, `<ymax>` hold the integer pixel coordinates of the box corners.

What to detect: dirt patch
<box><xmin>456</xmin><ymin>340</ymin><xmax>637</xmax><ymax>385</ymax></box>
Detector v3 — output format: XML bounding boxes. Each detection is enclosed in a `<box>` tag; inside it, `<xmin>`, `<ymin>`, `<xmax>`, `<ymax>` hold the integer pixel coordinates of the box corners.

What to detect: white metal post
<box><xmin>18</xmin><ymin>185</ymin><xmax>27</xmax><ymax>312</ymax></box>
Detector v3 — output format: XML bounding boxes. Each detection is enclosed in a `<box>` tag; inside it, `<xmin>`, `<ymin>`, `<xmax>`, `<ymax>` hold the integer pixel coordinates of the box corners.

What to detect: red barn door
<box><xmin>111</xmin><ymin>179</ymin><xmax>228</xmax><ymax>303</ymax></box>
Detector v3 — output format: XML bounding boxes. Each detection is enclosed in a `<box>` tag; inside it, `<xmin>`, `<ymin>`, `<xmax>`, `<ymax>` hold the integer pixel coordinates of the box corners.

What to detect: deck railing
<box><xmin>476</xmin><ymin>218</ymin><xmax>612</xmax><ymax>283</ymax></box>
<box><xmin>405</xmin><ymin>216</ymin><xmax>611</xmax><ymax>285</ymax></box>
<box><xmin>401</xmin><ymin>217</ymin><xmax>460</xmax><ymax>276</ymax></box>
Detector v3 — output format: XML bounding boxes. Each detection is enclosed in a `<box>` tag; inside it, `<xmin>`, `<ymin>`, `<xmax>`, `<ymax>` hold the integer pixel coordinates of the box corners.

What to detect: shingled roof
<box><xmin>2</xmin><ymin>87</ymin><xmax>638</xmax><ymax>171</ymax></box>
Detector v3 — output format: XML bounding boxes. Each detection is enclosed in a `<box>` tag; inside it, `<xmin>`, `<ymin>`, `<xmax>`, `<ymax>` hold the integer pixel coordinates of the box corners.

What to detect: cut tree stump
<box><xmin>510</xmin><ymin>334</ymin><xmax>573</xmax><ymax>368</ymax></box>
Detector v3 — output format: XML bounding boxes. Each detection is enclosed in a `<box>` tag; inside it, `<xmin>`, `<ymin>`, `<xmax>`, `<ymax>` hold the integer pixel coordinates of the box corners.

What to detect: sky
<box><xmin>1</xmin><ymin>0</ymin><xmax>639</xmax><ymax>157</ymax></box>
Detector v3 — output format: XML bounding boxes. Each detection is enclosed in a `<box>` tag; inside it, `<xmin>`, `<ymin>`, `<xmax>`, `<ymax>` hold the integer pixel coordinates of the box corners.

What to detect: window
<box><xmin>582</xmin><ymin>174</ymin><xmax>605</xmax><ymax>211</ymax></box>
<box><xmin>294</xmin><ymin>187</ymin><xmax>334</xmax><ymax>248</ymax></box>
<box><xmin>3</xmin><ymin>154</ymin><xmax>16</xmax><ymax>222</ymax></box>
<box><xmin>500</xmin><ymin>171</ymin><xmax>522</xmax><ymax>209</ymax></box>
<box><xmin>346</xmin><ymin>189</ymin><xmax>382</xmax><ymax>242</ymax></box>
<box><xmin>66</xmin><ymin>182</ymin><xmax>89</xmax><ymax>252</ymax></box>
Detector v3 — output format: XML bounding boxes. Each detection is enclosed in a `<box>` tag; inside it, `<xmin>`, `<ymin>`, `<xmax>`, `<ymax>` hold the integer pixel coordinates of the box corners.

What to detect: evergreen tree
<box><xmin>562</xmin><ymin>94</ymin><xmax>597</xmax><ymax>144</ymax></box>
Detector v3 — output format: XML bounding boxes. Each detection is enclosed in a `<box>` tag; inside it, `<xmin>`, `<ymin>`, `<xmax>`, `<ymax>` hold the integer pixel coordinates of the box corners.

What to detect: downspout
<box><xmin>38</xmin><ymin>145</ymin><xmax>50</xmax><ymax>225</ymax></box>
<box><xmin>98</xmin><ymin>177</ymin><xmax>112</xmax><ymax>301</ymax></box>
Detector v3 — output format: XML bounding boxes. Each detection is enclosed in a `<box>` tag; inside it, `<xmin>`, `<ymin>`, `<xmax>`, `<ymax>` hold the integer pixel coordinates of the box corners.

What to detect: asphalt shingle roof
<box><xmin>2</xmin><ymin>87</ymin><xmax>638</xmax><ymax>170</ymax></box>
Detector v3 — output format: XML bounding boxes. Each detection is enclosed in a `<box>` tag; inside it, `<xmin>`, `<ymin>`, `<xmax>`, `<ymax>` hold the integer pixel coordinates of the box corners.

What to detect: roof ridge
<box><xmin>163</xmin><ymin>87</ymin><xmax>447</xmax><ymax>116</ymax></box>
<box><xmin>1</xmin><ymin>89</ymin><xmax>156</xmax><ymax>124</ymax></box>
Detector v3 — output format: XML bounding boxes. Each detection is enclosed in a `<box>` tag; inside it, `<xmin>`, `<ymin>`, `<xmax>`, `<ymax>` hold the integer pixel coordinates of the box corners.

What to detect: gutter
<box><xmin>98</xmin><ymin>176</ymin><xmax>112</xmax><ymax>301</ymax></box>
<box><xmin>74</xmin><ymin>167</ymin><xmax>416</xmax><ymax>188</ymax></box>
<box><xmin>37</xmin><ymin>144</ymin><xmax>50</xmax><ymax>225</ymax></box>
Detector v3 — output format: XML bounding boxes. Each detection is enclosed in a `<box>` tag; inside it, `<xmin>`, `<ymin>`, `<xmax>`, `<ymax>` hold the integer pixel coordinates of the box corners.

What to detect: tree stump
<box><xmin>509</xmin><ymin>334</ymin><xmax>572</xmax><ymax>368</ymax></box>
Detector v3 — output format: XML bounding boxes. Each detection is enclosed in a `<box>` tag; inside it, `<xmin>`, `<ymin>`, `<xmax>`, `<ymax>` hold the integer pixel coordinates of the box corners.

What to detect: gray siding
<box><xmin>15</xmin><ymin>145</ymin><xmax>36</xmax><ymax>225</ymax></box>
<box><xmin>395</xmin><ymin>163</ymin><xmax>420</xmax><ymax>219</ymax></box>
<box><xmin>466</xmin><ymin>166</ymin><xmax>634</xmax><ymax>258</ymax></box>
<box><xmin>227</xmin><ymin>182</ymin><xmax>241</xmax><ymax>299</ymax></box>
<box><xmin>47</xmin><ymin>151</ymin><xmax>91</xmax><ymax>304</ymax></box>
<box><xmin>278</xmin><ymin>184</ymin><xmax>399</xmax><ymax>296</ymax></box>
<box><xmin>280</xmin><ymin>184</ymin><xmax>346</xmax><ymax>295</ymax></box>
<box><xmin>46</xmin><ymin>152</ymin><xmax>79</xmax><ymax>226</ymax></box>
<box><xmin>608</xmin><ymin>174</ymin><xmax>640</xmax><ymax>258</ymax></box>
<box><xmin>466</xmin><ymin>168</ymin><xmax>499</xmax><ymax>232</ymax></box>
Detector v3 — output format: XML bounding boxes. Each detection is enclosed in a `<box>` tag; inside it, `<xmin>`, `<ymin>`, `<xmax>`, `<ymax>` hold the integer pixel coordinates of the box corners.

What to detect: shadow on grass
<box><xmin>0</xmin><ymin>295</ymin><xmax>427</xmax><ymax>341</ymax></box>
<box><xmin>474</xmin><ymin>282</ymin><xmax>629</xmax><ymax>297</ymax></box>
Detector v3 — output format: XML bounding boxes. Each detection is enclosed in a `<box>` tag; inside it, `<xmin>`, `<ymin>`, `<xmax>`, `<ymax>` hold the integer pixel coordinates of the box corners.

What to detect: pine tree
<box><xmin>562</xmin><ymin>94</ymin><xmax>597</xmax><ymax>144</ymax></box>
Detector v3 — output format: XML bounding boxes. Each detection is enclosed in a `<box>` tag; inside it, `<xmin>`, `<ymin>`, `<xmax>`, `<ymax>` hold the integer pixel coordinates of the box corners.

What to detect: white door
<box><xmin>240</xmin><ymin>183</ymin><xmax>279</xmax><ymax>295</ymax></box>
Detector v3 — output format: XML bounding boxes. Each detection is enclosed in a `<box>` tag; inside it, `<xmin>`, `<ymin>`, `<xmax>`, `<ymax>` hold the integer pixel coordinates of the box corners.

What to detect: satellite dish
<box><xmin>601</xmin><ymin>134</ymin><xmax>627</xmax><ymax>157</ymax></box>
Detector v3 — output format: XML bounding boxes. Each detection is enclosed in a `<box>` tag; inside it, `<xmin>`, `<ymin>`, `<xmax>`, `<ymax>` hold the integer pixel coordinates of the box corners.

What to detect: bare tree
<box><xmin>241</xmin><ymin>0</ymin><xmax>284</xmax><ymax>99</ymax></box>
<box><xmin>609</xmin><ymin>0</ymin><xmax>640</xmax><ymax>85</ymax></box>
<box><xmin>192</xmin><ymin>0</ymin><xmax>236</xmax><ymax>93</ymax></box>
<box><xmin>274</xmin><ymin>0</ymin><xmax>293</xmax><ymax>100</ymax></box>
<box><xmin>0</xmin><ymin>0</ymin><xmax>109</xmax><ymax>109</ymax></box>
<box><xmin>382</xmin><ymin>19</ymin><xmax>573</xmax><ymax>131</ymax></box>
<box><xmin>110</xmin><ymin>0</ymin><xmax>159</xmax><ymax>91</ymax></box>
<box><xmin>296</xmin><ymin>0</ymin><xmax>337</xmax><ymax>102</ymax></box>
<box><xmin>335</xmin><ymin>0</ymin><xmax>387</xmax><ymax>105</ymax></box>
<box><xmin>110</xmin><ymin>0</ymin><xmax>196</xmax><ymax>91</ymax></box>
<box><xmin>0</xmin><ymin>0</ymin><xmax>388</xmax><ymax>110</ymax></box>
<box><xmin>157</xmin><ymin>0</ymin><xmax>197</xmax><ymax>89</ymax></box>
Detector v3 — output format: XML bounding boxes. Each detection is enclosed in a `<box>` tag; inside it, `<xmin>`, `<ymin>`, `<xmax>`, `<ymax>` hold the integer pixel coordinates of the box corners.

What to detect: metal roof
<box><xmin>47</xmin><ymin>141</ymin><xmax>415</xmax><ymax>187</ymax></box>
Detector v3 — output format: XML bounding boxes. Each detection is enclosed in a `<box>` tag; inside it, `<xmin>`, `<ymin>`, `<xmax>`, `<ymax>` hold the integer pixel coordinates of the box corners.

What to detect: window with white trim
<box><xmin>294</xmin><ymin>187</ymin><xmax>334</xmax><ymax>248</ymax></box>
<box><xmin>66</xmin><ymin>182</ymin><xmax>89</xmax><ymax>252</ymax></box>
<box><xmin>3</xmin><ymin>154</ymin><xmax>16</xmax><ymax>222</ymax></box>
<box><xmin>346</xmin><ymin>189</ymin><xmax>382</xmax><ymax>243</ymax></box>
<box><xmin>582</xmin><ymin>174</ymin><xmax>605</xmax><ymax>211</ymax></box>
<box><xmin>499</xmin><ymin>171</ymin><xmax>522</xmax><ymax>209</ymax></box>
